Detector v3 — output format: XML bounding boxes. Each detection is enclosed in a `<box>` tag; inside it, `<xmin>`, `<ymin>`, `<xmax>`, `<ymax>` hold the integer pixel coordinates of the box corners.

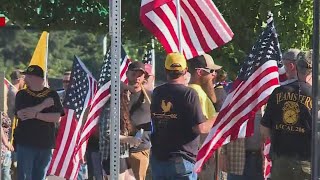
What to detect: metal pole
<box><xmin>151</xmin><ymin>38</ymin><xmax>155</xmax><ymax>75</ymax></box>
<box><xmin>0</xmin><ymin>71</ymin><xmax>4</xmax><ymax>180</ymax></box>
<box><xmin>175</xmin><ymin>0</ymin><xmax>183</xmax><ymax>53</ymax></box>
<box><xmin>109</xmin><ymin>0</ymin><xmax>121</xmax><ymax>179</ymax></box>
<box><xmin>312</xmin><ymin>0</ymin><xmax>320</xmax><ymax>179</ymax></box>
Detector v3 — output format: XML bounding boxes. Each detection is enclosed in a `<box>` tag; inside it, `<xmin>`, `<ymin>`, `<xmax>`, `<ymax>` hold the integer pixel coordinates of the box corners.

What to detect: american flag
<box><xmin>75</xmin><ymin>46</ymin><xmax>130</xmax><ymax>157</ymax></box>
<box><xmin>140</xmin><ymin>0</ymin><xmax>233</xmax><ymax>59</ymax></box>
<box><xmin>142</xmin><ymin>49</ymin><xmax>152</xmax><ymax>64</ymax></box>
<box><xmin>47</xmin><ymin>56</ymin><xmax>97</xmax><ymax>179</ymax></box>
<box><xmin>195</xmin><ymin>14</ymin><xmax>282</xmax><ymax>172</ymax></box>
<box><xmin>263</xmin><ymin>138</ymin><xmax>272</xmax><ymax>179</ymax></box>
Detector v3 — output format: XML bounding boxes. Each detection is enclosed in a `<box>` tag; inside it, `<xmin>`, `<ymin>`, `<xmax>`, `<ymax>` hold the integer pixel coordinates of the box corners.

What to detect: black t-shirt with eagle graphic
<box><xmin>150</xmin><ymin>83</ymin><xmax>205</xmax><ymax>162</ymax></box>
<box><xmin>261</xmin><ymin>81</ymin><xmax>312</xmax><ymax>160</ymax></box>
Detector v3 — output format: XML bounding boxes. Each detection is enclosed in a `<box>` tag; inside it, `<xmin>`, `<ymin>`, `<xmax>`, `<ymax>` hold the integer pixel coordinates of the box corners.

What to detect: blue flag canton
<box><xmin>64</xmin><ymin>58</ymin><xmax>89</xmax><ymax>119</ymax></box>
<box><xmin>98</xmin><ymin>52</ymin><xmax>112</xmax><ymax>88</ymax></box>
<box><xmin>142</xmin><ymin>50</ymin><xmax>152</xmax><ymax>64</ymax></box>
<box><xmin>238</xmin><ymin>21</ymin><xmax>281</xmax><ymax>80</ymax></box>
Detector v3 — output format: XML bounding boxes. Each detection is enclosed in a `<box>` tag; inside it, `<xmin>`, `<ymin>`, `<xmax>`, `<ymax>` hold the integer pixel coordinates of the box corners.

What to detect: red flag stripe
<box><xmin>0</xmin><ymin>17</ymin><xmax>5</xmax><ymax>27</ymax></box>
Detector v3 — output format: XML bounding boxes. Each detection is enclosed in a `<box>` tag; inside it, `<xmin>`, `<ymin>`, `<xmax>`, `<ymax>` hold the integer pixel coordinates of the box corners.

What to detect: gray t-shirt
<box><xmin>129</xmin><ymin>90</ymin><xmax>152</xmax><ymax>152</ymax></box>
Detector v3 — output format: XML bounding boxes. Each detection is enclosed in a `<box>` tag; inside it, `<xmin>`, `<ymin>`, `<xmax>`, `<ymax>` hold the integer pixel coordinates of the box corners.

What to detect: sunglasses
<box><xmin>63</xmin><ymin>80</ymin><xmax>70</xmax><ymax>83</ymax></box>
<box><xmin>195</xmin><ymin>68</ymin><xmax>217</xmax><ymax>74</ymax></box>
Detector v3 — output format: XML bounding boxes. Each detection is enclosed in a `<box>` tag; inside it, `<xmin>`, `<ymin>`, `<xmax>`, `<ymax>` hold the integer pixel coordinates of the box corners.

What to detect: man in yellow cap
<box><xmin>150</xmin><ymin>52</ymin><xmax>216</xmax><ymax>180</ymax></box>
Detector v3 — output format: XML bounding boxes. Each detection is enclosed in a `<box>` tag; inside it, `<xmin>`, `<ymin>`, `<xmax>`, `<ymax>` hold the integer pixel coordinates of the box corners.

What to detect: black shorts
<box><xmin>102</xmin><ymin>158</ymin><xmax>131</xmax><ymax>175</ymax></box>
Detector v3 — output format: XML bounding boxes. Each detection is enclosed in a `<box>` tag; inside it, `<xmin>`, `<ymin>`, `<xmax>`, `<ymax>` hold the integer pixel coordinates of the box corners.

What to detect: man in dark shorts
<box><xmin>150</xmin><ymin>52</ymin><xmax>216</xmax><ymax>180</ymax></box>
<box><xmin>261</xmin><ymin>50</ymin><xmax>313</xmax><ymax>180</ymax></box>
<box><xmin>14</xmin><ymin>65</ymin><xmax>64</xmax><ymax>180</ymax></box>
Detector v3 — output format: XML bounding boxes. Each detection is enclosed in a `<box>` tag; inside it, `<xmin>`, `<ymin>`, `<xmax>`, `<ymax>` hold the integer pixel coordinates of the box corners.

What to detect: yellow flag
<box><xmin>29</xmin><ymin>31</ymin><xmax>49</xmax><ymax>86</ymax></box>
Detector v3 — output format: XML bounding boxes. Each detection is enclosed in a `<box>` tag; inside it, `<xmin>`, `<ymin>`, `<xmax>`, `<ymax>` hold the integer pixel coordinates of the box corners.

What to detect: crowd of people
<box><xmin>0</xmin><ymin>48</ymin><xmax>313</xmax><ymax>180</ymax></box>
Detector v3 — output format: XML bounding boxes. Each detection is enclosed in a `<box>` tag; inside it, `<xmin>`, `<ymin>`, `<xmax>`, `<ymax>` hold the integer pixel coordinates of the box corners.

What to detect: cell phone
<box><xmin>135</xmin><ymin>129</ymin><xmax>144</xmax><ymax>139</ymax></box>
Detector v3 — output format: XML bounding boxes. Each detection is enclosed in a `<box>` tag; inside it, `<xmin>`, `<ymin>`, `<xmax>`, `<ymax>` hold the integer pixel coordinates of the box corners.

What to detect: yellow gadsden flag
<box><xmin>29</xmin><ymin>31</ymin><xmax>49</xmax><ymax>86</ymax></box>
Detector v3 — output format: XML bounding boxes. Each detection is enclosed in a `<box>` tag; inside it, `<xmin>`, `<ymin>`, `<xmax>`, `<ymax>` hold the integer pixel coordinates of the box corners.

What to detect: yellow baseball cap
<box><xmin>165</xmin><ymin>52</ymin><xmax>187</xmax><ymax>71</ymax></box>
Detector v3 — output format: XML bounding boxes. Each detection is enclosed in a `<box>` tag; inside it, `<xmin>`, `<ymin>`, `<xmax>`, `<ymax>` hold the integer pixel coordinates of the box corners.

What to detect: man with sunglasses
<box><xmin>187</xmin><ymin>53</ymin><xmax>221</xmax><ymax>179</ymax></box>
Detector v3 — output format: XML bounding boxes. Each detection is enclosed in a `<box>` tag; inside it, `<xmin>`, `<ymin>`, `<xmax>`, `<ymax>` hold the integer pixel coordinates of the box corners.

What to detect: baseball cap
<box><xmin>188</xmin><ymin>53</ymin><xmax>222</xmax><ymax>70</ymax></box>
<box><xmin>128</xmin><ymin>61</ymin><xmax>146</xmax><ymax>72</ymax></box>
<box><xmin>296</xmin><ymin>50</ymin><xmax>312</xmax><ymax>69</ymax></box>
<box><xmin>22</xmin><ymin>65</ymin><xmax>44</xmax><ymax>78</ymax></box>
<box><xmin>282</xmin><ymin>49</ymin><xmax>301</xmax><ymax>61</ymax></box>
<box><xmin>10</xmin><ymin>69</ymin><xmax>23</xmax><ymax>80</ymax></box>
<box><xmin>165</xmin><ymin>52</ymin><xmax>187</xmax><ymax>71</ymax></box>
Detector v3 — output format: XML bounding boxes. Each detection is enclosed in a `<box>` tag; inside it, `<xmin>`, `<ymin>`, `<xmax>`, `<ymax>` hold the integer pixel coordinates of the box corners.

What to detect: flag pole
<box><xmin>312</xmin><ymin>0</ymin><xmax>319</xmax><ymax>179</ymax></box>
<box><xmin>175</xmin><ymin>0</ymin><xmax>183</xmax><ymax>53</ymax></box>
<box><xmin>151</xmin><ymin>38</ymin><xmax>155</xmax><ymax>75</ymax></box>
<box><xmin>44</xmin><ymin>33</ymin><xmax>49</xmax><ymax>87</ymax></box>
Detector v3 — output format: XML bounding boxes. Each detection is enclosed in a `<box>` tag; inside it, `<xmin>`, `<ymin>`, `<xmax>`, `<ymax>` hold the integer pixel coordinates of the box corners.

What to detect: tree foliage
<box><xmin>0</xmin><ymin>0</ymin><xmax>314</xmax><ymax>80</ymax></box>
<box><xmin>0</xmin><ymin>30</ymin><xmax>105</xmax><ymax>80</ymax></box>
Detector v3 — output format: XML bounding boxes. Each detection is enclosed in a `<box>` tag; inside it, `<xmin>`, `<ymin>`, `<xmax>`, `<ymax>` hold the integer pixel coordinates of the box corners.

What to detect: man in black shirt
<box><xmin>14</xmin><ymin>65</ymin><xmax>64</xmax><ymax>180</ymax></box>
<box><xmin>260</xmin><ymin>50</ymin><xmax>312</xmax><ymax>180</ymax></box>
<box><xmin>150</xmin><ymin>52</ymin><xmax>216</xmax><ymax>180</ymax></box>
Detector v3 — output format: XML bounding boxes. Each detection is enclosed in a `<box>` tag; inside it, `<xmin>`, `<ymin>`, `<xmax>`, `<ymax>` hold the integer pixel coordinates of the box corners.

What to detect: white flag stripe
<box><xmin>238</xmin><ymin>120</ymin><xmax>248</xmax><ymax>137</ymax></box>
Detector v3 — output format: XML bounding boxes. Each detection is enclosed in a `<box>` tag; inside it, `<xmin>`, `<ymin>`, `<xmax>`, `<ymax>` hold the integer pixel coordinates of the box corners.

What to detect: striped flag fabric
<box><xmin>263</xmin><ymin>138</ymin><xmax>272</xmax><ymax>179</ymax></box>
<box><xmin>140</xmin><ymin>0</ymin><xmax>233</xmax><ymax>59</ymax></box>
<box><xmin>74</xmin><ymin>46</ymin><xmax>131</xmax><ymax>158</ymax></box>
<box><xmin>47</xmin><ymin>56</ymin><xmax>97</xmax><ymax>179</ymax></box>
<box><xmin>195</xmin><ymin>14</ymin><xmax>282</xmax><ymax>172</ymax></box>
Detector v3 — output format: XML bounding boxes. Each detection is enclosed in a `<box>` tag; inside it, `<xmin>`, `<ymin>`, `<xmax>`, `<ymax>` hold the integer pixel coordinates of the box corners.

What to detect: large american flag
<box><xmin>75</xmin><ymin>46</ymin><xmax>130</xmax><ymax>156</ymax></box>
<box><xmin>195</xmin><ymin>15</ymin><xmax>282</xmax><ymax>172</ymax></box>
<box><xmin>140</xmin><ymin>0</ymin><xmax>233</xmax><ymax>59</ymax></box>
<box><xmin>47</xmin><ymin>56</ymin><xmax>97</xmax><ymax>179</ymax></box>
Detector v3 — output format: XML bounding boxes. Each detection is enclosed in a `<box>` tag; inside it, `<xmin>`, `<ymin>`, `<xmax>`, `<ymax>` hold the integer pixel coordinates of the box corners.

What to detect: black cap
<box><xmin>128</xmin><ymin>61</ymin><xmax>146</xmax><ymax>72</ymax></box>
<box><xmin>22</xmin><ymin>65</ymin><xmax>44</xmax><ymax>78</ymax></box>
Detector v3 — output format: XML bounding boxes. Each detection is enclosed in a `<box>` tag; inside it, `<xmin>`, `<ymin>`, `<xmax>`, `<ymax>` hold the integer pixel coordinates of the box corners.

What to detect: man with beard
<box><xmin>187</xmin><ymin>54</ymin><xmax>221</xmax><ymax>179</ymax></box>
<box><xmin>126</xmin><ymin>61</ymin><xmax>152</xmax><ymax>180</ymax></box>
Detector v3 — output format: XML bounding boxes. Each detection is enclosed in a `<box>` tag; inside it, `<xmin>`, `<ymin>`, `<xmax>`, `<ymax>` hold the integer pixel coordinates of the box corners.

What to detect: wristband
<box><xmin>35</xmin><ymin>112</ymin><xmax>38</xmax><ymax>119</ymax></box>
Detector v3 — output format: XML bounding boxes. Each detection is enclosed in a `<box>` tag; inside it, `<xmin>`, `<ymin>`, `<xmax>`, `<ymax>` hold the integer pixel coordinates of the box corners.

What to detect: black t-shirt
<box><xmin>261</xmin><ymin>81</ymin><xmax>312</xmax><ymax>160</ymax></box>
<box><xmin>151</xmin><ymin>83</ymin><xmax>205</xmax><ymax>162</ymax></box>
<box><xmin>14</xmin><ymin>87</ymin><xmax>65</xmax><ymax>149</ymax></box>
